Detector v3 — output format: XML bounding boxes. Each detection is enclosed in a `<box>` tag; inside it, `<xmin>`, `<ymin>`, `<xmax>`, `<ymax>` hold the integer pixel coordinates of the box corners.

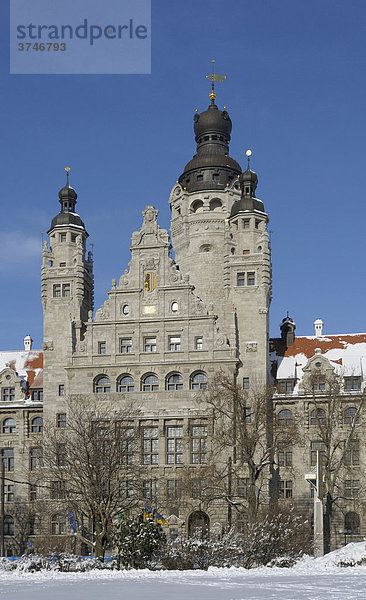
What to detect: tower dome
<box><xmin>178</xmin><ymin>59</ymin><xmax>242</xmax><ymax>196</ymax></box>
<box><xmin>48</xmin><ymin>169</ymin><xmax>86</xmax><ymax>232</ymax></box>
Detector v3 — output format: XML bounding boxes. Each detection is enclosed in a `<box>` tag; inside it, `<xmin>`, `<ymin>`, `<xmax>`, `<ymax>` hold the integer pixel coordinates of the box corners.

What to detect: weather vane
<box><xmin>65</xmin><ymin>165</ymin><xmax>71</xmax><ymax>184</ymax></box>
<box><xmin>206</xmin><ymin>59</ymin><xmax>226</xmax><ymax>103</ymax></box>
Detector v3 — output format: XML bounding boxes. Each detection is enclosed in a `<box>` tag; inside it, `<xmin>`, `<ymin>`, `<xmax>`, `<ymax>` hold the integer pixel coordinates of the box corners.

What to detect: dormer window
<box><xmin>344</xmin><ymin>377</ymin><xmax>361</xmax><ymax>391</ymax></box>
<box><xmin>278</xmin><ymin>380</ymin><xmax>294</xmax><ymax>394</ymax></box>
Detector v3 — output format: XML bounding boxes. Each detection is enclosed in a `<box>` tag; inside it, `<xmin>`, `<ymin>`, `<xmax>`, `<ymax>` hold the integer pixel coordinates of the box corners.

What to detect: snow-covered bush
<box><xmin>241</xmin><ymin>510</ymin><xmax>311</xmax><ymax>568</ymax></box>
<box><xmin>0</xmin><ymin>553</ymin><xmax>106</xmax><ymax>573</ymax></box>
<box><xmin>162</xmin><ymin>510</ymin><xmax>310</xmax><ymax>570</ymax></box>
<box><xmin>161</xmin><ymin>527</ymin><xmax>245</xmax><ymax>570</ymax></box>
<box><xmin>111</xmin><ymin>517</ymin><xmax>166</xmax><ymax>569</ymax></box>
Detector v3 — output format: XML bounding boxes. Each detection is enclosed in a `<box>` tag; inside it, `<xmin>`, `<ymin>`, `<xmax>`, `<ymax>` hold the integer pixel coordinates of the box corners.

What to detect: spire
<box><xmin>230</xmin><ymin>151</ymin><xmax>265</xmax><ymax>217</ymax></box>
<box><xmin>205</xmin><ymin>59</ymin><xmax>226</xmax><ymax>105</ymax></box>
<box><xmin>58</xmin><ymin>166</ymin><xmax>78</xmax><ymax>213</ymax></box>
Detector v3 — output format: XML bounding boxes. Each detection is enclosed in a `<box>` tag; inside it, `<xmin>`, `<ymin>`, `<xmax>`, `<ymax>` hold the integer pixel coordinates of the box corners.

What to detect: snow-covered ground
<box><xmin>1</xmin><ymin>543</ymin><xmax>366</xmax><ymax>600</ymax></box>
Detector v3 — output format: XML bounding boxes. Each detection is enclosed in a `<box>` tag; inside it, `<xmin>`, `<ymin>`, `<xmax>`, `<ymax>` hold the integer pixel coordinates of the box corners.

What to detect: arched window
<box><xmin>191</xmin><ymin>372</ymin><xmax>208</xmax><ymax>390</ymax></box>
<box><xmin>167</xmin><ymin>373</ymin><xmax>183</xmax><ymax>391</ymax></box>
<box><xmin>2</xmin><ymin>418</ymin><xmax>16</xmax><ymax>434</ymax></box>
<box><xmin>31</xmin><ymin>417</ymin><xmax>43</xmax><ymax>433</ymax></box>
<box><xmin>118</xmin><ymin>375</ymin><xmax>134</xmax><ymax>393</ymax></box>
<box><xmin>278</xmin><ymin>409</ymin><xmax>293</xmax><ymax>426</ymax></box>
<box><xmin>310</xmin><ymin>408</ymin><xmax>326</xmax><ymax>425</ymax></box>
<box><xmin>344</xmin><ymin>407</ymin><xmax>359</xmax><ymax>425</ymax></box>
<box><xmin>209</xmin><ymin>198</ymin><xmax>222</xmax><ymax>211</ymax></box>
<box><xmin>345</xmin><ymin>511</ymin><xmax>360</xmax><ymax>535</ymax></box>
<box><xmin>190</xmin><ymin>200</ymin><xmax>204</xmax><ymax>214</ymax></box>
<box><xmin>94</xmin><ymin>376</ymin><xmax>111</xmax><ymax>393</ymax></box>
<box><xmin>4</xmin><ymin>516</ymin><xmax>14</xmax><ymax>536</ymax></box>
<box><xmin>51</xmin><ymin>514</ymin><xmax>66</xmax><ymax>535</ymax></box>
<box><xmin>142</xmin><ymin>374</ymin><xmax>159</xmax><ymax>392</ymax></box>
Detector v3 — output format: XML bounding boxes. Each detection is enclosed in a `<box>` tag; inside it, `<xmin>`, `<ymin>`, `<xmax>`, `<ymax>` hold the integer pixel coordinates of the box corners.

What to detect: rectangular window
<box><xmin>243</xmin><ymin>407</ymin><xmax>252</xmax><ymax>423</ymax></box>
<box><xmin>169</xmin><ymin>336</ymin><xmax>181</xmax><ymax>351</ymax></box>
<box><xmin>237</xmin><ymin>477</ymin><xmax>249</xmax><ymax>498</ymax></box>
<box><xmin>166</xmin><ymin>426</ymin><xmax>183</xmax><ymax>464</ymax></box>
<box><xmin>5</xmin><ymin>485</ymin><xmax>14</xmax><ymax>502</ymax></box>
<box><xmin>30</xmin><ymin>447</ymin><xmax>43</xmax><ymax>471</ymax></box>
<box><xmin>144</xmin><ymin>337</ymin><xmax>157</xmax><ymax>352</ymax></box>
<box><xmin>2</xmin><ymin>448</ymin><xmax>14</xmax><ymax>472</ymax></box>
<box><xmin>51</xmin><ymin>481</ymin><xmax>65</xmax><ymax>500</ymax></box>
<box><xmin>247</xmin><ymin>272</ymin><xmax>255</xmax><ymax>286</ymax></box>
<box><xmin>119</xmin><ymin>480</ymin><xmax>134</xmax><ymax>498</ymax></box>
<box><xmin>191</xmin><ymin>479</ymin><xmax>206</xmax><ymax>499</ymax></box>
<box><xmin>98</xmin><ymin>341</ymin><xmax>106</xmax><ymax>355</ymax></box>
<box><xmin>2</xmin><ymin>388</ymin><xmax>15</xmax><ymax>402</ymax></box>
<box><xmin>71</xmin><ymin>234</ymin><xmax>77</xmax><ymax>243</ymax></box>
<box><xmin>58</xmin><ymin>384</ymin><xmax>65</xmax><ymax>396</ymax></box>
<box><xmin>278</xmin><ymin>443</ymin><xmax>293</xmax><ymax>467</ymax></box>
<box><xmin>345</xmin><ymin>479</ymin><xmax>359</xmax><ymax>498</ymax></box>
<box><xmin>255</xmin><ymin>220</ymin><xmax>260</xmax><ymax>229</ymax></box>
<box><xmin>59</xmin><ymin>233</ymin><xmax>67</xmax><ymax>242</ymax></box>
<box><xmin>195</xmin><ymin>337</ymin><xmax>203</xmax><ymax>350</ymax></box>
<box><xmin>143</xmin><ymin>479</ymin><xmax>158</xmax><ymax>500</ymax></box>
<box><xmin>120</xmin><ymin>427</ymin><xmax>135</xmax><ymax>465</ymax></box>
<box><xmin>120</xmin><ymin>338</ymin><xmax>132</xmax><ymax>354</ymax></box>
<box><xmin>243</xmin><ymin>377</ymin><xmax>250</xmax><ymax>389</ymax></box>
<box><xmin>56</xmin><ymin>413</ymin><xmax>67</xmax><ymax>428</ymax></box>
<box><xmin>56</xmin><ymin>444</ymin><xmax>67</xmax><ymax>467</ymax></box>
<box><xmin>243</xmin><ymin>249</ymin><xmax>250</xmax><ymax>255</ymax></box>
<box><xmin>31</xmin><ymin>389</ymin><xmax>43</xmax><ymax>402</ymax></box>
<box><xmin>62</xmin><ymin>283</ymin><xmax>71</xmax><ymax>297</ymax></box>
<box><xmin>59</xmin><ymin>262</ymin><xmax>66</xmax><ymax>267</ymax></box>
<box><xmin>237</xmin><ymin>272</ymin><xmax>245</xmax><ymax>287</ymax></box>
<box><xmin>279</xmin><ymin>480</ymin><xmax>293</xmax><ymax>499</ymax></box>
<box><xmin>167</xmin><ymin>479</ymin><xmax>182</xmax><ymax>500</ymax></box>
<box><xmin>344</xmin><ymin>440</ymin><xmax>360</xmax><ymax>466</ymax></box>
<box><xmin>29</xmin><ymin>484</ymin><xmax>37</xmax><ymax>501</ymax></box>
<box><xmin>310</xmin><ymin>441</ymin><xmax>326</xmax><ymax>466</ymax></box>
<box><xmin>313</xmin><ymin>377</ymin><xmax>326</xmax><ymax>391</ymax></box>
<box><xmin>142</xmin><ymin>427</ymin><xmax>159</xmax><ymax>465</ymax></box>
<box><xmin>53</xmin><ymin>284</ymin><xmax>61</xmax><ymax>298</ymax></box>
<box><xmin>243</xmin><ymin>219</ymin><xmax>250</xmax><ymax>229</ymax></box>
<box><xmin>278</xmin><ymin>380</ymin><xmax>294</xmax><ymax>393</ymax></box>
<box><xmin>191</xmin><ymin>424</ymin><xmax>207</xmax><ymax>464</ymax></box>
<box><xmin>344</xmin><ymin>377</ymin><xmax>361</xmax><ymax>391</ymax></box>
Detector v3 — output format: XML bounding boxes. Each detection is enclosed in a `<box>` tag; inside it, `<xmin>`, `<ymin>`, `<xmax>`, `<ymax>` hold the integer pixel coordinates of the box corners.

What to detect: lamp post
<box><xmin>305</xmin><ymin>450</ymin><xmax>324</xmax><ymax>557</ymax></box>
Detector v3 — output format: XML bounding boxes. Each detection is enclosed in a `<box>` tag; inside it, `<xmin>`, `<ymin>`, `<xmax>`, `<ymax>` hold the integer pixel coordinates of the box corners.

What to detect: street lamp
<box><xmin>305</xmin><ymin>450</ymin><xmax>324</xmax><ymax>557</ymax></box>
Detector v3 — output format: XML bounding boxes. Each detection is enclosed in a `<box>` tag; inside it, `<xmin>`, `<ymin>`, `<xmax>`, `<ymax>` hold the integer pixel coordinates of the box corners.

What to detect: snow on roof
<box><xmin>270</xmin><ymin>333</ymin><xmax>366</xmax><ymax>390</ymax></box>
<box><xmin>0</xmin><ymin>350</ymin><xmax>43</xmax><ymax>390</ymax></box>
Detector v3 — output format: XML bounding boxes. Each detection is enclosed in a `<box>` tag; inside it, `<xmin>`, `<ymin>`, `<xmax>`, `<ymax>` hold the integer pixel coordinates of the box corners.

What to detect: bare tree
<box><xmin>43</xmin><ymin>397</ymin><xmax>141</xmax><ymax>560</ymax></box>
<box><xmin>307</xmin><ymin>375</ymin><xmax>365</xmax><ymax>553</ymax></box>
<box><xmin>199</xmin><ymin>373</ymin><xmax>297</xmax><ymax>525</ymax></box>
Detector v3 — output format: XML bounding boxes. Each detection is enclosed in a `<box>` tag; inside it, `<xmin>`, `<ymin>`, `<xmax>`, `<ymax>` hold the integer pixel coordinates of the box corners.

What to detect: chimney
<box><xmin>24</xmin><ymin>335</ymin><xmax>33</xmax><ymax>351</ymax></box>
<box><xmin>314</xmin><ymin>319</ymin><xmax>324</xmax><ymax>338</ymax></box>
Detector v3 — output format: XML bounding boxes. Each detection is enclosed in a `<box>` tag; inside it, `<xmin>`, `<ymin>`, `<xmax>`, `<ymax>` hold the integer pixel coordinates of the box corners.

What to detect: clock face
<box><xmin>144</xmin><ymin>272</ymin><xmax>156</xmax><ymax>293</ymax></box>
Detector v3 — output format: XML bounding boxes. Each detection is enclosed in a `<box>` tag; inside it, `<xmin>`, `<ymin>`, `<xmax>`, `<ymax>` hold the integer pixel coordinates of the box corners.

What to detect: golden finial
<box><xmin>206</xmin><ymin>59</ymin><xmax>226</xmax><ymax>104</ymax></box>
<box><xmin>65</xmin><ymin>166</ymin><xmax>71</xmax><ymax>185</ymax></box>
<box><xmin>65</xmin><ymin>166</ymin><xmax>71</xmax><ymax>172</ymax></box>
<box><xmin>245</xmin><ymin>149</ymin><xmax>252</xmax><ymax>169</ymax></box>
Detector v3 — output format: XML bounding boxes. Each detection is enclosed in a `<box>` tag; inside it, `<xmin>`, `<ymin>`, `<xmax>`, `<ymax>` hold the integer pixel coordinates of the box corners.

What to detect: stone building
<box><xmin>0</xmin><ymin>89</ymin><xmax>365</xmax><ymax>555</ymax></box>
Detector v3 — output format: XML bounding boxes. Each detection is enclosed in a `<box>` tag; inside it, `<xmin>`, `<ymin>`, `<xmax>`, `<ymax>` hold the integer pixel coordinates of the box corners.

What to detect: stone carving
<box><xmin>246</xmin><ymin>342</ymin><xmax>257</xmax><ymax>352</ymax></box>
<box><xmin>42</xmin><ymin>341</ymin><xmax>54</xmax><ymax>351</ymax></box>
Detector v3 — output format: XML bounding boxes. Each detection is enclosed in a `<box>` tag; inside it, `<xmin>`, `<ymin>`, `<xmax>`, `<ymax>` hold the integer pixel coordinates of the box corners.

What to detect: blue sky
<box><xmin>1</xmin><ymin>0</ymin><xmax>366</xmax><ymax>350</ymax></box>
